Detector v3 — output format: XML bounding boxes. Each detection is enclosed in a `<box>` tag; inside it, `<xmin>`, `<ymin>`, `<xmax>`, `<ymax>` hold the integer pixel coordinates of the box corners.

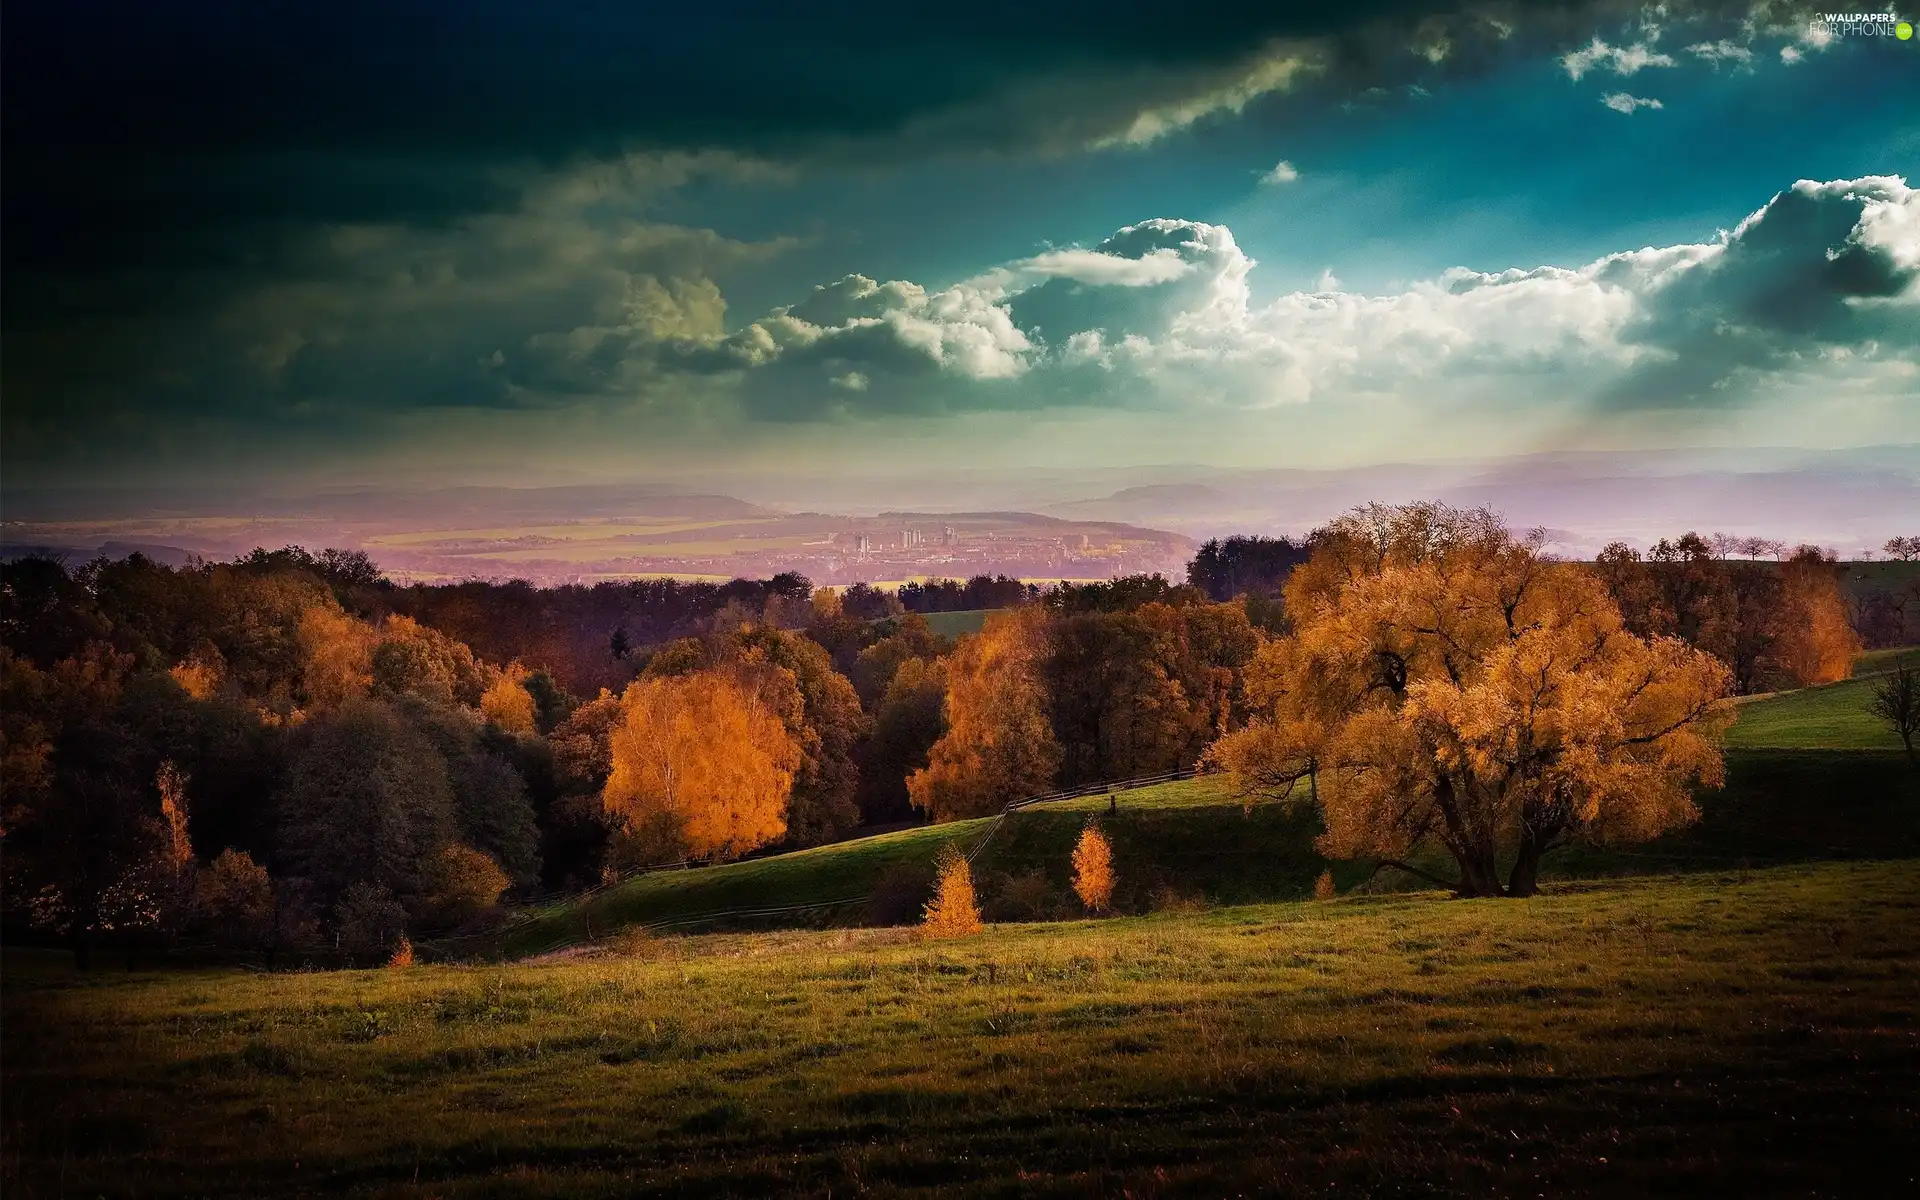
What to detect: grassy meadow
<box><xmin>7</xmin><ymin>861</ymin><xmax>1919</xmax><ymax>1197</ymax></box>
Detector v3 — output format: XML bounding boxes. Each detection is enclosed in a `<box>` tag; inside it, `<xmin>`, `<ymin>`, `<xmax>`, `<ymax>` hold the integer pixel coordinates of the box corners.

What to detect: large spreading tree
<box><xmin>1211</xmin><ymin>504</ymin><xmax>1733</xmax><ymax>898</ymax></box>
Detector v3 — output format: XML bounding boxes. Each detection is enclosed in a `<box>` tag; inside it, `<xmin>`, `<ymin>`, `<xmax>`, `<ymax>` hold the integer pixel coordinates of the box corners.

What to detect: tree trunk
<box><xmin>1507</xmin><ymin>839</ymin><xmax>1545</xmax><ymax>898</ymax></box>
<box><xmin>1453</xmin><ymin>845</ymin><xmax>1503</xmax><ymax>898</ymax></box>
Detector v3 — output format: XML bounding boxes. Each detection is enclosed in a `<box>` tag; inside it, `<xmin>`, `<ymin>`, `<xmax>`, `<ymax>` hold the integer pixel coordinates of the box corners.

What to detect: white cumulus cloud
<box><xmin>1560</xmin><ymin>37</ymin><xmax>1676</xmax><ymax>80</ymax></box>
<box><xmin>1601</xmin><ymin>92</ymin><xmax>1665</xmax><ymax>114</ymax></box>
<box><xmin>688</xmin><ymin>176</ymin><xmax>1918</xmax><ymax>425</ymax></box>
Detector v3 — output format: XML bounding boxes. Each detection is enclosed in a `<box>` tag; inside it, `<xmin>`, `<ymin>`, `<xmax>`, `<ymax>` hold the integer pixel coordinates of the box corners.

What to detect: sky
<box><xmin>3</xmin><ymin>1</ymin><xmax>1917</xmax><ymax>497</ymax></box>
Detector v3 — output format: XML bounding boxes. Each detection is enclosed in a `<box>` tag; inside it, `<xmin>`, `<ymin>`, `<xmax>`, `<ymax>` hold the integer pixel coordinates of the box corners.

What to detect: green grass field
<box><xmin>915</xmin><ymin>608</ymin><xmax>991</xmax><ymax>637</ymax></box>
<box><xmin>7</xmin><ymin>861</ymin><xmax>1917</xmax><ymax>1197</ymax></box>
<box><xmin>1723</xmin><ymin>647</ymin><xmax>1920</xmax><ymax>750</ymax></box>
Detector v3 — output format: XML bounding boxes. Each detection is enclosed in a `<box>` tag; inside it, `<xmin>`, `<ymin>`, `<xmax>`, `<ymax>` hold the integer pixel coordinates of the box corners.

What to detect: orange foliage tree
<box><xmin>1071</xmin><ymin>824</ymin><xmax>1115</xmax><ymax>913</ymax></box>
<box><xmin>1773</xmin><ymin>547</ymin><xmax>1860</xmax><ymax>686</ymax></box>
<box><xmin>602</xmin><ymin>670</ymin><xmax>801</xmax><ymax>865</ymax></box>
<box><xmin>921</xmin><ymin>847</ymin><xmax>983</xmax><ymax>937</ymax></box>
<box><xmin>1210</xmin><ymin>504</ymin><xmax>1733</xmax><ymax>898</ymax></box>
<box><xmin>298</xmin><ymin>604</ymin><xmax>376</xmax><ymax>712</ymax></box>
<box><xmin>908</xmin><ymin>610</ymin><xmax>1061</xmax><ymax>821</ymax></box>
<box><xmin>480</xmin><ymin>663</ymin><xmax>538</xmax><ymax>733</ymax></box>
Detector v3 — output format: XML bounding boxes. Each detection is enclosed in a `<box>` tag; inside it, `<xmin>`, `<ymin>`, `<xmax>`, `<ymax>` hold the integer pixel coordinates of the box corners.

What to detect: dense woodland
<box><xmin>1</xmin><ymin>519</ymin><xmax>1912</xmax><ymax>962</ymax></box>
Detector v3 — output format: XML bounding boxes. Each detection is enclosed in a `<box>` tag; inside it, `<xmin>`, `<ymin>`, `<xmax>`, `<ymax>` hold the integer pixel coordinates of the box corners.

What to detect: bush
<box><xmin>1314</xmin><ymin>869</ymin><xmax>1336</xmax><ymax>901</ymax></box>
<box><xmin>1147</xmin><ymin>880</ymin><xmax>1205</xmax><ymax>916</ymax></box>
<box><xmin>986</xmin><ymin>868</ymin><xmax>1063</xmax><ymax>922</ymax></box>
<box><xmin>868</xmin><ymin>861</ymin><xmax>936</xmax><ymax>926</ymax></box>
<box><xmin>335</xmin><ymin>883</ymin><xmax>409</xmax><ymax>966</ymax></box>
<box><xmin>420</xmin><ymin>844</ymin><xmax>510</xmax><ymax>931</ymax></box>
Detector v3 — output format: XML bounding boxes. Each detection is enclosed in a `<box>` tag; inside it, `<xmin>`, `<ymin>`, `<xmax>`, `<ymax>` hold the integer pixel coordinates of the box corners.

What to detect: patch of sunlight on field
<box><xmin>366</xmin><ymin>517</ymin><xmax>784</xmax><ymax>547</ymax></box>
<box><xmin>1725</xmin><ymin>647</ymin><xmax>1917</xmax><ymax>750</ymax></box>
<box><xmin>476</xmin><ymin>535</ymin><xmax>814</xmax><ymax>562</ymax></box>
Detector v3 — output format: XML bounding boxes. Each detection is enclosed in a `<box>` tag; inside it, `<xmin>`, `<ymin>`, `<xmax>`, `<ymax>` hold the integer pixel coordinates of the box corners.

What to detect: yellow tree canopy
<box><xmin>1210</xmin><ymin>503</ymin><xmax>1732</xmax><ymax>898</ymax></box>
<box><xmin>908</xmin><ymin>609</ymin><xmax>1061</xmax><ymax>821</ymax></box>
<box><xmin>480</xmin><ymin>662</ymin><xmax>538</xmax><ymax>733</ymax></box>
<box><xmin>603</xmin><ymin>670</ymin><xmax>802</xmax><ymax>864</ymax></box>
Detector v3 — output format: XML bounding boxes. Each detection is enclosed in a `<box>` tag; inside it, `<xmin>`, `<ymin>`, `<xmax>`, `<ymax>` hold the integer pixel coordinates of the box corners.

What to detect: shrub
<box><xmin>335</xmin><ymin>882</ymin><xmax>409</xmax><ymax>966</ymax></box>
<box><xmin>921</xmin><ymin>848</ymin><xmax>983</xmax><ymax>938</ymax></box>
<box><xmin>987</xmin><ymin>868</ymin><xmax>1062</xmax><ymax>922</ymax></box>
<box><xmin>868</xmin><ymin>861</ymin><xmax>936</xmax><ymax>926</ymax></box>
<box><xmin>1071</xmin><ymin>824</ymin><xmax>1115</xmax><ymax>914</ymax></box>
<box><xmin>607</xmin><ymin>926</ymin><xmax>658</xmax><ymax>958</ymax></box>
<box><xmin>1314</xmin><ymin>869</ymin><xmax>1336</xmax><ymax>901</ymax></box>
<box><xmin>387</xmin><ymin>936</ymin><xmax>415</xmax><ymax>969</ymax></box>
<box><xmin>421</xmin><ymin>844</ymin><xmax>510</xmax><ymax>931</ymax></box>
<box><xmin>1147</xmin><ymin>880</ymin><xmax>1205</xmax><ymax>916</ymax></box>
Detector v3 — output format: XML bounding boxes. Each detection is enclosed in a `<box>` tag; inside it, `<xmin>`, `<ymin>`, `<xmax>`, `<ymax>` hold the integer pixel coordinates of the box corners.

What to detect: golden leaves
<box><xmin>603</xmin><ymin>670</ymin><xmax>802</xmax><ymax>863</ymax></box>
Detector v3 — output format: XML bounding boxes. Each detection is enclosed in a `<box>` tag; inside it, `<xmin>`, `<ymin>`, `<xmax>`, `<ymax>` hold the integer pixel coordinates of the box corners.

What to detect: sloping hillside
<box><xmin>453</xmin><ymin>738</ymin><xmax>1918</xmax><ymax>960</ymax></box>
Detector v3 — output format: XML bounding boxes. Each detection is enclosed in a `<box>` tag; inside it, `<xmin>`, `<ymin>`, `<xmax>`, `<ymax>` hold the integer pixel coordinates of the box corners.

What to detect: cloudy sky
<box><xmin>4</xmin><ymin>1</ymin><xmax>1917</xmax><ymax>494</ymax></box>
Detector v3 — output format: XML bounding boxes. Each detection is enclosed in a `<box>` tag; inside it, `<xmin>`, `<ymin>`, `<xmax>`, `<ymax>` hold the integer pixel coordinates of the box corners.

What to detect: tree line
<box><xmin>0</xmin><ymin>513</ymin><xmax>1907</xmax><ymax>962</ymax></box>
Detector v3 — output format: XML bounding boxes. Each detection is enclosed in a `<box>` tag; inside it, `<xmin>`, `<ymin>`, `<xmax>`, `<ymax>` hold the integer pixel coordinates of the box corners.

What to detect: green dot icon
<box><xmin>1899</xmin><ymin>20</ymin><xmax>1914</xmax><ymax>39</ymax></box>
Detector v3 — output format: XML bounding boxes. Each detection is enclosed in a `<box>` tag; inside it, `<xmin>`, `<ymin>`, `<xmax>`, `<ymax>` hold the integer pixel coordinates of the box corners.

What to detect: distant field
<box><xmin>480</xmin><ymin>535</ymin><xmax>814</xmax><ymax>562</ymax></box>
<box><xmin>364</xmin><ymin>518</ymin><xmax>784</xmax><ymax>547</ymax></box>
<box><xmin>917</xmin><ymin>608</ymin><xmax>991</xmax><ymax>637</ymax></box>
<box><xmin>8</xmin><ymin>861</ymin><xmax>1917</xmax><ymax>1197</ymax></box>
<box><xmin>1724</xmin><ymin>647</ymin><xmax>1920</xmax><ymax>750</ymax></box>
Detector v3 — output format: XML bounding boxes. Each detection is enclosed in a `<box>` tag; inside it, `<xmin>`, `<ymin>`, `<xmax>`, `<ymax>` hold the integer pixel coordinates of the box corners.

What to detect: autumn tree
<box><xmin>857</xmin><ymin>657</ymin><xmax>947</xmax><ymax>823</ymax></box>
<box><xmin>729</xmin><ymin>625</ymin><xmax>869</xmax><ymax>846</ymax></box>
<box><xmin>908</xmin><ymin>610</ymin><xmax>1061</xmax><ymax>821</ymax></box>
<box><xmin>921</xmin><ymin>847</ymin><xmax>983</xmax><ymax>937</ymax></box>
<box><xmin>1211</xmin><ymin>504</ymin><xmax>1732</xmax><ymax>899</ymax></box>
<box><xmin>275</xmin><ymin>699</ymin><xmax>458</xmax><ymax>916</ymax></box>
<box><xmin>192</xmin><ymin>849</ymin><xmax>276</xmax><ymax>950</ymax></box>
<box><xmin>850</xmin><ymin>612</ymin><xmax>947</xmax><ymax>709</ymax></box>
<box><xmin>371</xmin><ymin>615</ymin><xmax>489</xmax><ymax>708</ymax></box>
<box><xmin>545</xmin><ymin>690</ymin><xmax>623</xmax><ymax>885</ymax></box>
<box><xmin>298</xmin><ymin>604</ymin><xmax>376</xmax><ymax>711</ymax></box>
<box><xmin>1071</xmin><ymin>824</ymin><xmax>1115</xmax><ymax>913</ymax></box>
<box><xmin>1870</xmin><ymin>667</ymin><xmax>1919</xmax><ymax>763</ymax></box>
<box><xmin>480</xmin><ymin>663</ymin><xmax>538</xmax><ymax>733</ymax></box>
<box><xmin>401</xmin><ymin>700</ymin><xmax>543</xmax><ymax>885</ymax></box>
<box><xmin>1044</xmin><ymin>601</ymin><xmax>1259</xmax><ymax>786</ymax></box>
<box><xmin>602</xmin><ymin>671</ymin><xmax>801</xmax><ymax>865</ymax></box>
<box><xmin>2</xmin><ymin>654</ymin><xmax>204</xmax><ymax>966</ymax></box>
<box><xmin>1773</xmin><ymin>547</ymin><xmax>1860</xmax><ymax>686</ymax></box>
<box><xmin>334</xmin><ymin>882</ymin><xmax>410</xmax><ymax>965</ymax></box>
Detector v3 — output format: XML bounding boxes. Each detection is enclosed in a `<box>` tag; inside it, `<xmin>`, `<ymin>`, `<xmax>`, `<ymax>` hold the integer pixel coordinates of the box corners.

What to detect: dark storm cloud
<box><xmin>0</xmin><ymin>0</ymin><xmax>1823</xmax><ymax>479</ymax></box>
<box><xmin>4</xmin><ymin>1</ymin><xmax>1767</xmax><ymax>284</ymax></box>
